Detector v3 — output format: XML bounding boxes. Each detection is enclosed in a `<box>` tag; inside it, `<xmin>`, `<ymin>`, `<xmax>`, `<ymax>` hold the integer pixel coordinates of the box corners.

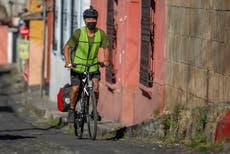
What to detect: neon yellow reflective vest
<box><xmin>72</xmin><ymin>27</ymin><xmax>102</xmax><ymax>72</ymax></box>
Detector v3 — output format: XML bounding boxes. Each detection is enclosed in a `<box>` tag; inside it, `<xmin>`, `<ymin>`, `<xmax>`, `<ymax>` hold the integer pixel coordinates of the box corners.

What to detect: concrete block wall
<box><xmin>165</xmin><ymin>0</ymin><xmax>230</xmax><ymax>110</ymax></box>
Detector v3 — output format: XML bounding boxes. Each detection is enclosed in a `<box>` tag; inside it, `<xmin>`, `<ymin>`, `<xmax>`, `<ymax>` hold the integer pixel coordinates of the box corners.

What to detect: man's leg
<box><xmin>69</xmin><ymin>85</ymin><xmax>80</xmax><ymax>109</ymax></box>
<box><xmin>92</xmin><ymin>78</ymin><xmax>101</xmax><ymax>121</ymax></box>
<box><xmin>68</xmin><ymin>71</ymin><xmax>81</xmax><ymax>123</ymax></box>
<box><xmin>92</xmin><ymin>78</ymin><xmax>99</xmax><ymax>104</ymax></box>
<box><xmin>68</xmin><ymin>85</ymin><xmax>80</xmax><ymax>123</ymax></box>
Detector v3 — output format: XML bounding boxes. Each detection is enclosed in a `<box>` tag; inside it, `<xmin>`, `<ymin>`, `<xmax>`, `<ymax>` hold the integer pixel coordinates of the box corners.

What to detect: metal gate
<box><xmin>106</xmin><ymin>0</ymin><xmax>117</xmax><ymax>84</ymax></box>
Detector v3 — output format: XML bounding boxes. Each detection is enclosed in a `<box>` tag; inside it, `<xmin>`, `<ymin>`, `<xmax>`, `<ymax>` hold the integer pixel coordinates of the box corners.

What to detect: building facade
<box><xmin>91</xmin><ymin>0</ymin><xmax>165</xmax><ymax>125</ymax></box>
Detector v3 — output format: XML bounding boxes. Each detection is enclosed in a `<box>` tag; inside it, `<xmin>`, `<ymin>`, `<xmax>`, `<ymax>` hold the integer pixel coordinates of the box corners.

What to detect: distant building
<box><xmin>0</xmin><ymin>0</ymin><xmax>26</xmax><ymax>65</ymax></box>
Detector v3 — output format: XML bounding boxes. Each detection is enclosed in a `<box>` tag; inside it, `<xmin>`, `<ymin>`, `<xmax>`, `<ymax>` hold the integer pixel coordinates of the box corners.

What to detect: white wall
<box><xmin>49</xmin><ymin>0</ymin><xmax>90</xmax><ymax>101</ymax></box>
<box><xmin>8</xmin><ymin>31</ymin><xmax>13</xmax><ymax>63</ymax></box>
<box><xmin>7</xmin><ymin>28</ymin><xmax>17</xmax><ymax>63</ymax></box>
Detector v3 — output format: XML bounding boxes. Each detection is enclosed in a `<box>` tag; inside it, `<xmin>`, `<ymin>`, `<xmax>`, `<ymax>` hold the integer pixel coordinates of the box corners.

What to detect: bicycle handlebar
<box><xmin>71</xmin><ymin>62</ymin><xmax>105</xmax><ymax>68</ymax></box>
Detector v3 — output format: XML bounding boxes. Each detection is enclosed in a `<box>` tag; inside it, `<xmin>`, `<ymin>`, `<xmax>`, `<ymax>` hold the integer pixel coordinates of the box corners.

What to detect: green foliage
<box><xmin>192</xmin><ymin>107</ymin><xmax>208</xmax><ymax>134</ymax></box>
<box><xmin>161</xmin><ymin>114</ymin><xmax>170</xmax><ymax>136</ymax></box>
<box><xmin>161</xmin><ymin>104</ymin><xmax>184</xmax><ymax>137</ymax></box>
<box><xmin>191</xmin><ymin>133</ymin><xmax>207</xmax><ymax>148</ymax></box>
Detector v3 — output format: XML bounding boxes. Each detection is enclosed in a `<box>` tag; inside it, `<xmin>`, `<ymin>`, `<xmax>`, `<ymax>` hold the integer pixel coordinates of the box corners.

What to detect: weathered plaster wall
<box><xmin>165</xmin><ymin>0</ymin><xmax>230</xmax><ymax>110</ymax></box>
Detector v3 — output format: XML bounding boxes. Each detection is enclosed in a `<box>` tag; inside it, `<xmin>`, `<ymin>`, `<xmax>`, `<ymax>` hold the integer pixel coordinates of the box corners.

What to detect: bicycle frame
<box><xmin>72</xmin><ymin>62</ymin><xmax>104</xmax><ymax>92</ymax></box>
<box><xmin>72</xmin><ymin>62</ymin><xmax>104</xmax><ymax>140</ymax></box>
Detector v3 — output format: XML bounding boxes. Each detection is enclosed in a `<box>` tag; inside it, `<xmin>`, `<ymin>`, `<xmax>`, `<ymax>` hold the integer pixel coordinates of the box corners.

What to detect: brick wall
<box><xmin>164</xmin><ymin>0</ymin><xmax>230</xmax><ymax>110</ymax></box>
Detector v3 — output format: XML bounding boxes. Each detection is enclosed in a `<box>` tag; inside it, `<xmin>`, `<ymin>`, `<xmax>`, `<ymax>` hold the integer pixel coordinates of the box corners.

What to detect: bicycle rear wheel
<box><xmin>87</xmin><ymin>90</ymin><xmax>97</xmax><ymax>140</ymax></box>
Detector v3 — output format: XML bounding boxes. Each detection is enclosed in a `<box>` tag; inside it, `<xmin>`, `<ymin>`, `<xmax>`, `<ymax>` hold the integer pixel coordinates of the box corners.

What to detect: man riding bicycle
<box><xmin>63</xmin><ymin>6</ymin><xmax>109</xmax><ymax>123</ymax></box>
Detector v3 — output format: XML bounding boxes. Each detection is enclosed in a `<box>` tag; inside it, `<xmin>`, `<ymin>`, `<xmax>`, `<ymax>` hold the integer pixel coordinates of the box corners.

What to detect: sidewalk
<box><xmin>23</xmin><ymin>87</ymin><xmax>125</xmax><ymax>138</ymax></box>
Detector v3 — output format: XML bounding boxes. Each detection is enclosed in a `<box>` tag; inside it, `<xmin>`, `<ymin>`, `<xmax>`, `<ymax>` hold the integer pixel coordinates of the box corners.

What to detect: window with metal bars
<box><xmin>139</xmin><ymin>0</ymin><xmax>155</xmax><ymax>87</ymax></box>
<box><xmin>60</xmin><ymin>0</ymin><xmax>67</xmax><ymax>58</ymax></box>
<box><xmin>71</xmin><ymin>0</ymin><xmax>78</xmax><ymax>33</ymax></box>
<box><xmin>106</xmin><ymin>0</ymin><xmax>117</xmax><ymax>84</ymax></box>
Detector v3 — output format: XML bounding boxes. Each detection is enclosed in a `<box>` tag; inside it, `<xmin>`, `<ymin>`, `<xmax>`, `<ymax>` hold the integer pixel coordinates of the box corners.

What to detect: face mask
<box><xmin>86</xmin><ymin>22</ymin><xmax>97</xmax><ymax>30</ymax></box>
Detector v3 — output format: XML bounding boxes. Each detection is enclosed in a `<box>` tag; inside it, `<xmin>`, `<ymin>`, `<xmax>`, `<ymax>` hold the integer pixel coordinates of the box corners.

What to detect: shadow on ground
<box><xmin>0</xmin><ymin>134</ymin><xmax>36</xmax><ymax>140</ymax></box>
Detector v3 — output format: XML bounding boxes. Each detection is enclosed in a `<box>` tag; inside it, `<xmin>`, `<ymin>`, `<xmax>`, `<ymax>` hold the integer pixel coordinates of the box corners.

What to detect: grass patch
<box><xmin>62</xmin><ymin>124</ymin><xmax>74</xmax><ymax>135</ymax></box>
<box><xmin>47</xmin><ymin>116</ymin><xmax>60</xmax><ymax>127</ymax></box>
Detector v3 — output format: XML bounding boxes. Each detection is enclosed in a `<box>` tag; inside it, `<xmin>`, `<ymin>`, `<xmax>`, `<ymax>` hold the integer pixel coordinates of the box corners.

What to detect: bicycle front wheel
<box><xmin>74</xmin><ymin>112</ymin><xmax>84</xmax><ymax>139</ymax></box>
<box><xmin>87</xmin><ymin>90</ymin><xmax>97</xmax><ymax>140</ymax></box>
<box><xmin>74</xmin><ymin>91</ymin><xmax>85</xmax><ymax>139</ymax></box>
<box><xmin>74</xmin><ymin>102</ymin><xmax>85</xmax><ymax>139</ymax></box>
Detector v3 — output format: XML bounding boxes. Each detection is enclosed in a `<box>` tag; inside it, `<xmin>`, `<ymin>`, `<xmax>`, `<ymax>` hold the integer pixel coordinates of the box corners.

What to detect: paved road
<box><xmin>0</xmin><ymin>68</ymin><xmax>192</xmax><ymax>154</ymax></box>
<box><xmin>1</xmin><ymin>97</ymin><xmax>209</xmax><ymax>154</ymax></box>
<box><xmin>0</xmin><ymin>94</ymin><xmax>164</xmax><ymax>154</ymax></box>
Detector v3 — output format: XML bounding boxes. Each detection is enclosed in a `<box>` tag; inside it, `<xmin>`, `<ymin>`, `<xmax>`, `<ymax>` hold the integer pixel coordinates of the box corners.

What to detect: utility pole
<box><xmin>41</xmin><ymin>0</ymin><xmax>46</xmax><ymax>98</ymax></box>
<box><xmin>8</xmin><ymin>0</ymin><xmax>14</xmax><ymax>17</ymax></box>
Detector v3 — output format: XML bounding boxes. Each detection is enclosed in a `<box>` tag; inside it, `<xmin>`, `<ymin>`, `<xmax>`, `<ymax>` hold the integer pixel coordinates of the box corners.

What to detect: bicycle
<box><xmin>72</xmin><ymin>62</ymin><xmax>105</xmax><ymax>140</ymax></box>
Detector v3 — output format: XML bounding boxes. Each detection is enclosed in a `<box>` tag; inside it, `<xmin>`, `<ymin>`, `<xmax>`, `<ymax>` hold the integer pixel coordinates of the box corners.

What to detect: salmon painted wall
<box><xmin>120</xmin><ymin>1</ymin><xmax>140</xmax><ymax>124</ymax></box>
<box><xmin>0</xmin><ymin>26</ymin><xmax>8</xmax><ymax>64</ymax></box>
<box><xmin>28</xmin><ymin>20</ymin><xmax>43</xmax><ymax>86</ymax></box>
<box><xmin>92</xmin><ymin>0</ymin><xmax>165</xmax><ymax>125</ymax></box>
<box><xmin>91</xmin><ymin>0</ymin><xmax>123</xmax><ymax>123</ymax></box>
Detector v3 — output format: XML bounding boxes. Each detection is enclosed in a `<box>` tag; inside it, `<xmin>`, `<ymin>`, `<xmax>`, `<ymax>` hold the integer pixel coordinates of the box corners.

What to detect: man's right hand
<box><xmin>65</xmin><ymin>63</ymin><xmax>72</xmax><ymax>68</ymax></box>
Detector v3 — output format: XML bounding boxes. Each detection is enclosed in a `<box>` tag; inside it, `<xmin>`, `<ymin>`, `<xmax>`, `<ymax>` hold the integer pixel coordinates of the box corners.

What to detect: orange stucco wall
<box><xmin>0</xmin><ymin>26</ymin><xmax>8</xmax><ymax>64</ymax></box>
<box><xmin>28</xmin><ymin>20</ymin><xmax>43</xmax><ymax>86</ymax></box>
<box><xmin>27</xmin><ymin>0</ymin><xmax>42</xmax><ymax>12</ymax></box>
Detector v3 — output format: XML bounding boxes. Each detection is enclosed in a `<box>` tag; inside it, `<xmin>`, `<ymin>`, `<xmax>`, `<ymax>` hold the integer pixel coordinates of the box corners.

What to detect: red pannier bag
<box><xmin>57</xmin><ymin>83</ymin><xmax>71</xmax><ymax>112</ymax></box>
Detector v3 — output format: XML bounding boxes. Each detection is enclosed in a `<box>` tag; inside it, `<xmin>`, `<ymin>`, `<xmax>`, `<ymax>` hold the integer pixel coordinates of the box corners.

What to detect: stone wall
<box><xmin>164</xmin><ymin>0</ymin><xmax>230</xmax><ymax>110</ymax></box>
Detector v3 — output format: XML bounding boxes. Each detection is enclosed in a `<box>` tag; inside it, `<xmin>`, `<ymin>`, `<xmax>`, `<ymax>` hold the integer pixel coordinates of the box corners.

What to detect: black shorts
<box><xmin>70</xmin><ymin>70</ymin><xmax>100</xmax><ymax>86</ymax></box>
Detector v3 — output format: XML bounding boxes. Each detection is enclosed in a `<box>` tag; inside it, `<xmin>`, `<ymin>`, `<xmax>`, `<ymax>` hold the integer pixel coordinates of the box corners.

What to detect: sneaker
<box><xmin>68</xmin><ymin>109</ymin><xmax>75</xmax><ymax>123</ymax></box>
